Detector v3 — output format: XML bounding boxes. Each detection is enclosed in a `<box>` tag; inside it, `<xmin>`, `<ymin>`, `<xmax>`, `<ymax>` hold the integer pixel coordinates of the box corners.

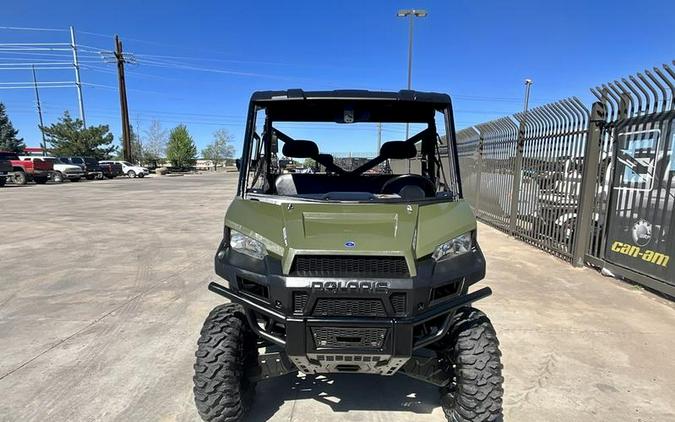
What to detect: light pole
<box><xmin>523</xmin><ymin>79</ymin><xmax>533</xmax><ymax>114</ymax></box>
<box><xmin>398</xmin><ymin>9</ymin><xmax>427</xmax><ymax>141</ymax></box>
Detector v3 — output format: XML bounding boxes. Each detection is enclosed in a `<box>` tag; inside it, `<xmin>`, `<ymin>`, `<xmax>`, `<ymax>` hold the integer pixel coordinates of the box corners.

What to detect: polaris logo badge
<box><xmin>311</xmin><ymin>280</ymin><xmax>390</xmax><ymax>294</ymax></box>
<box><xmin>344</xmin><ymin>241</ymin><xmax>356</xmax><ymax>248</ymax></box>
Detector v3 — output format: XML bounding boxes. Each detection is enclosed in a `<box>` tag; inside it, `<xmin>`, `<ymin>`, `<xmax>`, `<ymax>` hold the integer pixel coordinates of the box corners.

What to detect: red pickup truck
<box><xmin>0</xmin><ymin>151</ymin><xmax>53</xmax><ymax>185</ymax></box>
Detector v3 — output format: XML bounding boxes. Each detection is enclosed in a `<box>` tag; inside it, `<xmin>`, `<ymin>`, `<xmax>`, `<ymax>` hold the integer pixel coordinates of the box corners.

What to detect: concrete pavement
<box><xmin>0</xmin><ymin>172</ymin><xmax>673</xmax><ymax>421</ymax></box>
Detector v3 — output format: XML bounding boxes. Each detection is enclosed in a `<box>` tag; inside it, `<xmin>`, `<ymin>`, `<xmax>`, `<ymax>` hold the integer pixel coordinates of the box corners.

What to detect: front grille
<box><xmin>311</xmin><ymin>327</ymin><xmax>387</xmax><ymax>349</ymax></box>
<box><xmin>293</xmin><ymin>292</ymin><xmax>309</xmax><ymax>313</ymax></box>
<box><xmin>390</xmin><ymin>293</ymin><xmax>407</xmax><ymax>314</ymax></box>
<box><xmin>291</xmin><ymin>255</ymin><xmax>409</xmax><ymax>277</ymax></box>
<box><xmin>313</xmin><ymin>298</ymin><xmax>386</xmax><ymax>317</ymax></box>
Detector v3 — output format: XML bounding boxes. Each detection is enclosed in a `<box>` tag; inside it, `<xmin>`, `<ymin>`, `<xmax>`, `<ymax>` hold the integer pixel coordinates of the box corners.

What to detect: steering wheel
<box><xmin>380</xmin><ymin>174</ymin><xmax>436</xmax><ymax>198</ymax></box>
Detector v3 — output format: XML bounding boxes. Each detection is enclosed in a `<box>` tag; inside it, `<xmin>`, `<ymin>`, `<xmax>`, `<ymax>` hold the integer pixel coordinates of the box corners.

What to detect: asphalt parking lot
<box><xmin>1</xmin><ymin>173</ymin><xmax>674</xmax><ymax>422</ymax></box>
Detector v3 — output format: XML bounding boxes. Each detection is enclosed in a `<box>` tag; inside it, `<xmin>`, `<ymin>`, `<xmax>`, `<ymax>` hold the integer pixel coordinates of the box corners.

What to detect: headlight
<box><xmin>432</xmin><ymin>232</ymin><xmax>472</xmax><ymax>262</ymax></box>
<box><xmin>229</xmin><ymin>229</ymin><xmax>267</xmax><ymax>260</ymax></box>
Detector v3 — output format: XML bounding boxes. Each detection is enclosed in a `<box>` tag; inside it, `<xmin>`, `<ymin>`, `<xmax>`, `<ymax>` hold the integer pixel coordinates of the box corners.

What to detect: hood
<box><xmin>55</xmin><ymin>163</ymin><xmax>82</xmax><ymax>171</ymax></box>
<box><xmin>225</xmin><ymin>197</ymin><xmax>476</xmax><ymax>276</ymax></box>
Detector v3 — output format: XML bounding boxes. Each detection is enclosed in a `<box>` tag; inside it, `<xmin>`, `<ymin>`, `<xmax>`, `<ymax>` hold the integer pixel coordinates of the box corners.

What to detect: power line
<box><xmin>0</xmin><ymin>47</ymin><xmax>71</xmax><ymax>52</ymax></box>
<box><xmin>0</xmin><ymin>66</ymin><xmax>73</xmax><ymax>71</ymax></box>
<box><xmin>133</xmin><ymin>57</ymin><xmax>306</xmax><ymax>80</ymax></box>
<box><xmin>0</xmin><ymin>42</ymin><xmax>70</xmax><ymax>46</ymax></box>
<box><xmin>0</xmin><ymin>51</ymin><xmax>78</xmax><ymax>59</ymax></box>
<box><xmin>0</xmin><ymin>62</ymin><xmax>73</xmax><ymax>66</ymax></box>
<box><xmin>0</xmin><ymin>81</ymin><xmax>75</xmax><ymax>85</ymax></box>
<box><xmin>0</xmin><ymin>26</ymin><xmax>68</xmax><ymax>32</ymax></box>
<box><xmin>0</xmin><ymin>84</ymin><xmax>74</xmax><ymax>90</ymax></box>
<box><xmin>130</xmin><ymin>52</ymin><xmax>321</xmax><ymax>68</ymax></box>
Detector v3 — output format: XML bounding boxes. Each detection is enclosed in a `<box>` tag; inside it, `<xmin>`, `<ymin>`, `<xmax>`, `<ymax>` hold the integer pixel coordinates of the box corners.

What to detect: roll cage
<box><xmin>237</xmin><ymin>89</ymin><xmax>463</xmax><ymax>199</ymax></box>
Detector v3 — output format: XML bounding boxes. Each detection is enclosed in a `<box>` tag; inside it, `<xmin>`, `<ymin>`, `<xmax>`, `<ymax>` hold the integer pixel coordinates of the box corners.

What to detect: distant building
<box><xmin>23</xmin><ymin>147</ymin><xmax>47</xmax><ymax>156</ymax></box>
<box><xmin>195</xmin><ymin>159</ymin><xmax>214</xmax><ymax>171</ymax></box>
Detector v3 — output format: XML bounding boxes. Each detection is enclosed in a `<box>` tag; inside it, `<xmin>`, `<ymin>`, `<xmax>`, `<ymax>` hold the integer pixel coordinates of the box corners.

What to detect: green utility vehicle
<box><xmin>194</xmin><ymin>89</ymin><xmax>503</xmax><ymax>422</ymax></box>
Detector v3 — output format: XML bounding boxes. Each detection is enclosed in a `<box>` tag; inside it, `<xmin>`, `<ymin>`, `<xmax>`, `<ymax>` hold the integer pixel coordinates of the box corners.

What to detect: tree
<box><xmin>166</xmin><ymin>124</ymin><xmax>197</xmax><ymax>168</ymax></box>
<box><xmin>143</xmin><ymin>120</ymin><xmax>167</xmax><ymax>164</ymax></box>
<box><xmin>0</xmin><ymin>103</ymin><xmax>25</xmax><ymax>153</ymax></box>
<box><xmin>201</xmin><ymin>129</ymin><xmax>235</xmax><ymax>170</ymax></box>
<box><xmin>42</xmin><ymin>111</ymin><xmax>116</xmax><ymax>159</ymax></box>
<box><xmin>303</xmin><ymin>158</ymin><xmax>316</xmax><ymax>168</ymax></box>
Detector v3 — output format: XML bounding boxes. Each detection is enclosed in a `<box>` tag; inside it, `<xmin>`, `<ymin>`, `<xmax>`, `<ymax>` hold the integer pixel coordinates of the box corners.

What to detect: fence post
<box><xmin>474</xmin><ymin>131</ymin><xmax>483</xmax><ymax>212</ymax></box>
<box><xmin>572</xmin><ymin>101</ymin><xmax>606</xmax><ymax>267</ymax></box>
<box><xmin>508</xmin><ymin>119</ymin><xmax>525</xmax><ymax>235</ymax></box>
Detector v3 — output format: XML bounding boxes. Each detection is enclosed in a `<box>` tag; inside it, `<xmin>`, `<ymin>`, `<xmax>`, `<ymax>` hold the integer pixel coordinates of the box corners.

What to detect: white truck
<box><xmin>21</xmin><ymin>156</ymin><xmax>85</xmax><ymax>182</ymax></box>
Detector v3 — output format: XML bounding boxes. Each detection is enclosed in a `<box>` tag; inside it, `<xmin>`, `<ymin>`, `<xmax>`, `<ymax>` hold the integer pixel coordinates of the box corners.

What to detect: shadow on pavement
<box><xmin>246</xmin><ymin>372</ymin><xmax>440</xmax><ymax>421</ymax></box>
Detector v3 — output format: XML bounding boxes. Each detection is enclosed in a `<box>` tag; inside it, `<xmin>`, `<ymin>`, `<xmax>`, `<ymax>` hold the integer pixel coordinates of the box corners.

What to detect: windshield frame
<box><xmin>237</xmin><ymin>94</ymin><xmax>463</xmax><ymax>203</ymax></box>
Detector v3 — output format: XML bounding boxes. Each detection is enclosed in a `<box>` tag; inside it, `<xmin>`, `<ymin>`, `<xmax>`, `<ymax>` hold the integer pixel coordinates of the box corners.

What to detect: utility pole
<box><xmin>31</xmin><ymin>65</ymin><xmax>48</xmax><ymax>155</ymax></box>
<box><xmin>114</xmin><ymin>35</ymin><xmax>133</xmax><ymax>162</ymax></box>
<box><xmin>69</xmin><ymin>26</ymin><xmax>86</xmax><ymax>127</ymax></box>
<box><xmin>377</xmin><ymin>122</ymin><xmax>382</xmax><ymax>153</ymax></box>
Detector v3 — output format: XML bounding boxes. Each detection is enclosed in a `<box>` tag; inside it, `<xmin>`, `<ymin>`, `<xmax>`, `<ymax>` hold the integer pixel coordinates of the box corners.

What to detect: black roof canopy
<box><xmin>250</xmin><ymin>89</ymin><xmax>452</xmax><ymax>123</ymax></box>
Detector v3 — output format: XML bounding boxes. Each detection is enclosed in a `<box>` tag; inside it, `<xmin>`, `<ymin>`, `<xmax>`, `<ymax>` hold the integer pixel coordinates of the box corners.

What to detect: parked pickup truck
<box><xmin>0</xmin><ymin>151</ymin><xmax>53</xmax><ymax>185</ymax></box>
<box><xmin>60</xmin><ymin>156</ymin><xmax>103</xmax><ymax>180</ymax></box>
<box><xmin>0</xmin><ymin>154</ymin><xmax>12</xmax><ymax>187</ymax></box>
<box><xmin>38</xmin><ymin>157</ymin><xmax>84</xmax><ymax>182</ymax></box>
<box><xmin>98</xmin><ymin>161</ymin><xmax>123</xmax><ymax>179</ymax></box>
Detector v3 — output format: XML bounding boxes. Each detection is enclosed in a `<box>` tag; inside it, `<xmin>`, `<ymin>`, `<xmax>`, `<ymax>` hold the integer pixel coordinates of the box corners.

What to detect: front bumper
<box><xmin>212</xmin><ymin>244</ymin><xmax>488</xmax><ymax>375</ymax></box>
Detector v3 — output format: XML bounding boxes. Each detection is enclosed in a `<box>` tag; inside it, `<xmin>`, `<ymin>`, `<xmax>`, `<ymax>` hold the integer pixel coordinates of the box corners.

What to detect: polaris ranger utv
<box><xmin>194</xmin><ymin>89</ymin><xmax>503</xmax><ymax>422</ymax></box>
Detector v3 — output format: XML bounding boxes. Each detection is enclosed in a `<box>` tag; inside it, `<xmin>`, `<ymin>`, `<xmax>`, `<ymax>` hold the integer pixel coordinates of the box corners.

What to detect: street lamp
<box><xmin>397</xmin><ymin>9</ymin><xmax>428</xmax><ymax>140</ymax></box>
<box><xmin>523</xmin><ymin>79</ymin><xmax>533</xmax><ymax>114</ymax></box>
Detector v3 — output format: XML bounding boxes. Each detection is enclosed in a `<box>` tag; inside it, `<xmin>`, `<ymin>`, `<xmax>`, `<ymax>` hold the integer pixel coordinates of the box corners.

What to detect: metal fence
<box><xmin>512</xmin><ymin>98</ymin><xmax>589</xmax><ymax>259</ymax></box>
<box><xmin>454</xmin><ymin>61</ymin><xmax>675</xmax><ymax>297</ymax></box>
<box><xmin>472</xmin><ymin>118</ymin><xmax>518</xmax><ymax>231</ymax></box>
<box><xmin>580</xmin><ymin>63</ymin><xmax>675</xmax><ymax>294</ymax></box>
<box><xmin>456</xmin><ymin>127</ymin><xmax>480</xmax><ymax>206</ymax></box>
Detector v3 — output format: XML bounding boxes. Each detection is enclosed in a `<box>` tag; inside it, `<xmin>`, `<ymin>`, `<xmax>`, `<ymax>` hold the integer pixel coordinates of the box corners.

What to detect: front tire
<box><xmin>13</xmin><ymin>171</ymin><xmax>27</xmax><ymax>185</ymax></box>
<box><xmin>193</xmin><ymin>303</ymin><xmax>258</xmax><ymax>422</ymax></box>
<box><xmin>128</xmin><ymin>170</ymin><xmax>136</xmax><ymax>178</ymax></box>
<box><xmin>53</xmin><ymin>172</ymin><xmax>64</xmax><ymax>183</ymax></box>
<box><xmin>439</xmin><ymin>307</ymin><xmax>504</xmax><ymax>422</ymax></box>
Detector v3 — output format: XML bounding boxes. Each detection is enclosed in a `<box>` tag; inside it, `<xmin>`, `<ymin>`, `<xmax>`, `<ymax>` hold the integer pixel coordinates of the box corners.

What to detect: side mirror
<box><xmin>235</xmin><ymin>158</ymin><xmax>241</xmax><ymax>171</ymax></box>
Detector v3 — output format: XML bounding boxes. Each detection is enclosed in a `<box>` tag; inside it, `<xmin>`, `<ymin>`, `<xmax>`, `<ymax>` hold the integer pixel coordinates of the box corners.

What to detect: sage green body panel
<box><xmin>225</xmin><ymin>197</ymin><xmax>477</xmax><ymax>276</ymax></box>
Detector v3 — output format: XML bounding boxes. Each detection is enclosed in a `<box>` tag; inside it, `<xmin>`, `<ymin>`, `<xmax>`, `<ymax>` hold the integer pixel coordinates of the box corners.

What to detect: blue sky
<box><xmin>2</xmin><ymin>0</ymin><xmax>674</xmax><ymax>156</ymax></box>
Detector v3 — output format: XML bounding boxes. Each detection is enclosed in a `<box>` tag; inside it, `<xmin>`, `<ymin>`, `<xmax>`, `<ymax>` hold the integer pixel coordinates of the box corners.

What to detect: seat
<box><xmin>275</xmin><ymin>174</ymin><xmax>298</xmax><ymax>196</ymax></box>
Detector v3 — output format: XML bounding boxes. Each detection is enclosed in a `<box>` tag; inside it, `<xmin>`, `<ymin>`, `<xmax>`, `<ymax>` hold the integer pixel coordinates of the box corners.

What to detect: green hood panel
<box><xmin>225</xmin><ymin>197</ymin><xmax>477</xmax><ymax>276</ymax></box>
<box><xmin>415</xmin><ymin>200</ymin><xmax>477</xmax><ymax>258</ymax></box>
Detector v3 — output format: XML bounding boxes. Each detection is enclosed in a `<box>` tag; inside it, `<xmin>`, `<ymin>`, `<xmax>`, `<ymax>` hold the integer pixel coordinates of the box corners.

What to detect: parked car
<box><xmin>60</xmin><ymin>156</ymin><xmax>103</xmax><ymax>180</ymax></box>
<box><xmin>41</xmin><ymin>157</ymin><xmax>84</xmax><ymax>182</ymax></box>
<box><xmin>98</xmin><ymin>161</ymin><xmax>123</xmax><ymax>179</ymax></box>
<box><xmin>0</xmin><ymin>154</ymin><xmax>12</xmax><ymax>187</ymax></box>
<box><xmin>0</xmin><ymin>151</ymin><xmax>52</xmax><ymax>185</ymax></box>
<box><xmin>100</xmin><ymin>160</ymin><xmax>149</xmax><ymax>178</ymax></box>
